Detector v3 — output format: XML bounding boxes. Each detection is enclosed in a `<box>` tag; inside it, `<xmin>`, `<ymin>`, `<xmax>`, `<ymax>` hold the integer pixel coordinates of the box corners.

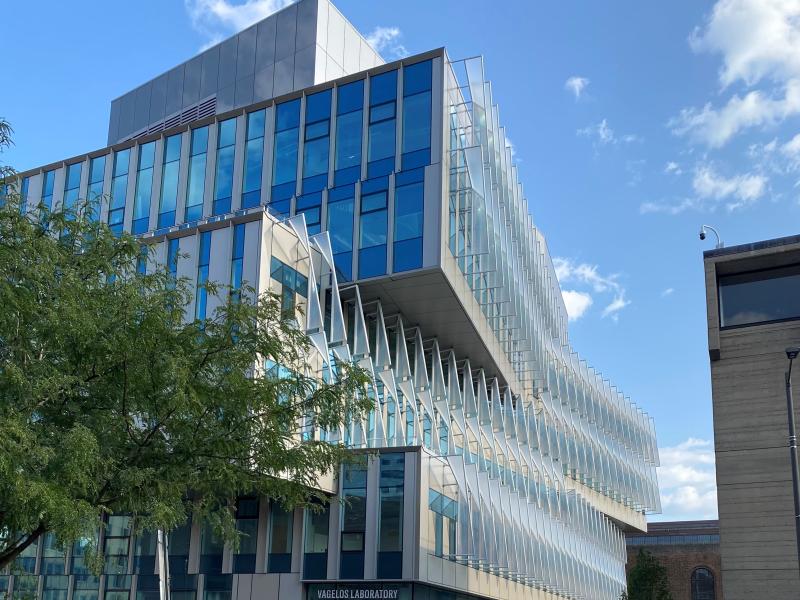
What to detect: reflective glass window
<box><xmin>104</xmin><ymin>515</ymin><xmax>131</xmax><ymax>574</ymax></box>
<box><xmin>41</xmin><ymin>533</ymin><xmax>66</xmax><ymax>575</ymax></box>
<box><xmin>719</xmin><ymin>264</ymin><xmax>800</xmax><ymax>327</ymax></box>
<box><xmin>303</xmin><ymin>501</ymin><xmax>330</xmax><ymax>580</ymax></box>
<box><xmin>691</xmin><ymin>567</ymin><xmax>715</xmax><ymax>600</ymax></box>
<box><xmin>358</xmin><ymin>182</ymin><xmax>388</xmax><ymax>279</ymax></box>
<box><xmin>327</xmin><ymin>184</ymin><xmax>355</xmax><ymax>281</ymax></box>
<box><xmin>132</xmin><ymin>142</ymin><xmax>155</xmax><ymax>234</ymax></box>
<box><xmin>159</xmin><ymin>134</ymin><xmax>182</xmax><ymax>227</ymax></box>
<box><xmin>340</xmin><ymin>464</ymin><xmax>367</xmax><ymax>579</ymax></box>
<box><xmin>378</xmin><ymin>453</ymin><xmax>404</xmax><ymax>579</ymax></box>
<box><xmin>185</xmin><ymin>126</ymin><xmax>208</xmax><ymax>222</ymax></box>
<box><xmin>272</xmin><ymin>99</ymin><xmax>301</xmax><ymax>195</ymax></box>
<box><xmin>213</xmin><ymin>118</ymin><xmax>236</xmax><ymax>215</ymax></box>
<box><xmin>203</xmin><ymin>575</ymin><xmax>232</xmax><ymax>600</ymax></box>
<box><xmin>195</xmin><ymin>231</ymin><xmax>211</xmax><ymax>322</ymax></box>
<box><xmin>402</xmin><ymin>60</ymin><xmax>432</xmax><ymax>170</ymax></box>
<box><xmin>133</xmin><ymin>529</ymin><xmax>157</xmax><ymax>574</ymax></box>
<box><xmin>87</xmin><ymin>156</ymin><xmax>106</xmax><ymax>221</ymax></box>
<box><xmin>267</xmin><ymin>502</ymin><xmax>293</xmax><ymax>573</ymax></box>
<box><xmin>20</xmin><ymin>176</ymin><xmax>30</xmax><ymax>215</ymax></box>
<box><xmin>230</xmin><ymin>223</ymin><xmax>246</xmax><ymax>301</ymax></box>
<box><xmin>393</xmin><ymin>172</ymin><xmax>424</xmax><ymax>272</ymax></box>
<box><xmin>242</xmin><ymin>110</ymin><xmax>266</xmax><ymax>209</ymax></box>
<box><xmin>334</xmin><ymin>80</ymin><xmax>364</xmax><ymax>186</ymax></box>
<box><xmin>367</xmin><ymin>71</ymin><xmax>397</xmax><ymax>178</ymax></box>
<box><xmin>303</xmin><ymin>90</ymin><xmax>332</xmax><ymax>192</ymax></box>
<box><xmin>41</xmin><ymin>169</ymin><xmax>56</xmax><ymax>217</ymax></box>
<box><xmin>42</xmin><ymin>576</ymin><xmax>68</xmax><ymax>600</ymax></box>
<box><xmin>199</xmin><ymin>521</ymin><xmax>224</xmax><ymax>574</ymax></box>
<box><xmin>168</xmin><ymin>521</ymin><xmax>191</xmax><ymax>576</ymax></box>
<box><xmin>109</xmin><ymin>149</ymin><xmax>131</xmax><ymax>235</ymax></box>
<box><xmin>62</xmin><ymin>162</ymin><xmax>82</xmax><ymax>215</ymax></box>
<box><xmin>233</xmin><ymin>498</ymin><xmax>259</xmax><ymax>573</ymax></box>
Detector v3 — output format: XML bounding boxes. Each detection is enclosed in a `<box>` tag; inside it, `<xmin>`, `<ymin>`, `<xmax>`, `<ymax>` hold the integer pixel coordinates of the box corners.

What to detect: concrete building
<box><xmin>704</xmin><ymin>235</ymin><xmax>800</xmax><ymax>599</ymax></box>
<box><xmin>0</xmin><ymin>2</ymin><xmax>661</xmax><ymax>599</ymax></box>
<box><xmin>625</xmin><ymin>520</ymin><xmax>721</xmax><ymax>600</ymax></box>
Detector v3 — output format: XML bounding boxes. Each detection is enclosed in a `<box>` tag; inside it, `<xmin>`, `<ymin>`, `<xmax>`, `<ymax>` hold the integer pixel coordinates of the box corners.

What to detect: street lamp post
<box><xmin>785</xmin><ymin>347</ymin><xmax>800</xmax><ymax>580</ymax></box>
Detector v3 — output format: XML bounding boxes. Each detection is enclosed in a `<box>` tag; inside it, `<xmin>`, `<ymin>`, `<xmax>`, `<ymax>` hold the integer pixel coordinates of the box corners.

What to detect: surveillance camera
<box><xmin>699</xmin><ymin>230</ymin><xmax>706</xmax><ymax>241</ymax></box>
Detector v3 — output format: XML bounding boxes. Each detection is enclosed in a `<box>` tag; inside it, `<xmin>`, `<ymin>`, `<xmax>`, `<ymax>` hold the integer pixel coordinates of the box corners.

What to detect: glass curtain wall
<box><xmin>242</xmin><ymin>110</ymin><xmax>266</xmax><ymax>209</ymax></box>
<box><xmin>195</xmin><ymin>231</ymin><xmax>211</xmax><ymax>322</ymax></box>
<box><xmin>108</xmin><ymin>150</ymin><xmax>131</xmax><ymax>235</ymax></box>
<box><xmin>233</xmin><ymin>498</ymin><xmax>259</xmax><ymax>573</ymax></box>
<box><xmin>327</xmin><ymin>184</ymin><xmax>355</xmax><ymax>281</ymax></box>
<box><xmin>303</xmin><ymin>502</ymin><xmax>330</xmax><ymax>580</ymax></box>
<box><xmin>158</xmin><ymin>134</ymin><xmax>182</xmax><ymax>227</ymax></box>
<box><xmin>213</xmin><ymin>118</ymin><xmax>236</xmax><ymax>215</ymax></box>
<box><xmin>132</xmin><ymin>142</ymin><xmax>155</xmax><ymax>234</ymax></box>
<box><xmin>393</xmin><ymin>169</ymin><xmax>424</xmax><ymax>272</ymax></box>
<box><xmin>401</xmin><ymin>60</ymin><xmax>433</xmax><ymax>170</ymax></box>
<box><xmin>340</xmin><ymin>464</ymin><xmax>367</xmax><ymax>579</ymax></box>
<box><xmin>62</xmin><ymin>163</ymin><xmax>82</xmax><ymax>216</ymax></box>
<box><xmin>41</xmin><ymin>170</ymin><xmax>56</xmax><ymax>217</ymax></box>
<box><xmin>267</xmin><ymin>502</ymin><xmax>293</xmax><ymax>573</ymax></box>
<box><xmin>377</xmin><ymin>454</ymin><xmax>404</xmax><ymax>579</ymax></box>
<box><xmin>367</xmin><ymin>71</ymin><xmax>397</xmax><ymax>178</ymax></box>
<box><xmin>87</xmin><ymin>156</ymin><xmax>106</xmax><ymax>221</ymax></box>
<box><xmin>358</xmin><ymin>177</ymin><xmax>389</xmax><ymax>279</ymax></box>
<box><xmin>335</xmin><ymin>80</ymin><xmax>364</xmax><ymax>186</ymax></box>
<box><xmin>185</xmin><ymin>126</ymin><xmax>209</xmax><ymax>222</ymax></box>
<box><xmin>271</xmin><ymin>99</ymin><xmax>300</xmax><ymax>217</ymax></box>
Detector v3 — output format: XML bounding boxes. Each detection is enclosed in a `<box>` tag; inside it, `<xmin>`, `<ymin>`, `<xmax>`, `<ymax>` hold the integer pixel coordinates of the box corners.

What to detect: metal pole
<box><xmin>785</xmin><ymin>364</ymin><xmax>800</xmax><ymax>580</ymax></box>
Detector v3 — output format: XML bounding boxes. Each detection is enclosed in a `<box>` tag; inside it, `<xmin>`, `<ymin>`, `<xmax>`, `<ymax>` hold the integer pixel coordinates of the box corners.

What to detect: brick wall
<box><xmin>625</xmin><ymin>544</ymin><xmax>722</xmax><ymax>600</ymax></box>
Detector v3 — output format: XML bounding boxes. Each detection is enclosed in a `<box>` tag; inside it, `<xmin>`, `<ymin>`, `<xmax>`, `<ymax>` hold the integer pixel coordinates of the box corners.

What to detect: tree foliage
<box><xmin>625</xmin><ymin>549</ymin><xmax>673</xmax><ymax>600</ymax></box>
<box><xmin>0</xmin><ymin>131</ymin><xmax>372</xmax><ymax>571</ymax></box>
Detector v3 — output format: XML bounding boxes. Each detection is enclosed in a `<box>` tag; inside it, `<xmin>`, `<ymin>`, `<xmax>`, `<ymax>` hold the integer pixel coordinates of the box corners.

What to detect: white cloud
<box><xmin>561</xmin><ymin>290</ymin><xmax>593</xmax><ymax>321</ymax></box>
<box><xmin>693</xmin><ymin>164</ymin><xmax>768</xmax><ymax>209</ymax></box>
<box><xmin>668</xmin><ymin>81</ymin><xmax>800</xmax><ymax>148</ymax></box>
<box><xmin>553</xmin><ymin>258</ymin><xmax>631</xmax><ymax>322</ymax></box>
<box><xmin>690</xmin><ymin>0</ymin><xmax>800</xmax><ymax>88</ymax></box>
<box><xmin>662</xmin><ymin>287</ymin><xmax>675</xmax><ymax>297</ymax></box>
<box><xmin>365</xmin><ymin>26</ymin><xmax>409</xmax><ymax>60</ymax></box>
<box><xmin>664</xmin><ymin>161</ymin><xmax>682</xmax><ymax>175</ymax></box>
<box><xmin>564</xmin><ymin>76</ymin><xmax>590</xmax><ymax>99</ymax></box>
<box><xmin>577</xmin><ymin>119</ymin><xmax>641</xmax><ymax>147</ymax></box>
<box><xmin>671</xmin><ymin>0</ymin><xmax>800</xmax><ymax>147</ymax></box>
<box><xmin>657</xmin><ymin>438</ymin><xmax>718</xmax><ymax>521</ymax></box>
<box><xmin>185</xmin><ymin>0</ymin><xmax>295</xmax><ymax>48</ymax></box>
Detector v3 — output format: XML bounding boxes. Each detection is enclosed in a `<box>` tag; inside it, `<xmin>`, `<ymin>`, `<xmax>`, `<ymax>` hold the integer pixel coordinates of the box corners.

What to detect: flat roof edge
<box><xmin>703</xmin><ymin>233</ymin><xmax>800</xmax><ymax>259</ymax></box>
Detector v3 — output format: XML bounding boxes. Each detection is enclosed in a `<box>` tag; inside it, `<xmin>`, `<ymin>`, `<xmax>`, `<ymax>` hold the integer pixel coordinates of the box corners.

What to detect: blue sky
<box><xmin>6</xmin><ymin>0</ymin><xmax>800</xmax><ymax>522</ymax></box>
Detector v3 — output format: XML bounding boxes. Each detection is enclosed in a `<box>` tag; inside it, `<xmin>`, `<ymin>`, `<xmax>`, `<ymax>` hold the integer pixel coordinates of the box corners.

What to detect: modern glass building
<box><xmin>1</xmin><ymin>2</ymin><xmax>660</xmax><ymax>599</ymax></box>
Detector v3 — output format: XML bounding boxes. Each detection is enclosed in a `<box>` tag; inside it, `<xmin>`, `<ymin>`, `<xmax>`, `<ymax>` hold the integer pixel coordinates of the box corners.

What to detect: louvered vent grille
<box><xmin>120</xmin><ymin>95</ymin><xmax>217</xmax><ymax>143</ymax></box>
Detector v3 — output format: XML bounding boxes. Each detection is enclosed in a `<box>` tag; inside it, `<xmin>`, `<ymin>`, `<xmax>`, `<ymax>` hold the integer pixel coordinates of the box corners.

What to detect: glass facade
<box><xmin>132</xmin><ymin>142</ymin><xmax>155</xmax><ymax>234</ymax></box>
<box><xmin>213</xmin><ymin>119</ymin><xmax>237</xmax><ymax>215</ymax></box>
<box><xmin>340</xmin><ymin>464</ymin><xmax>367</xmax><ymax>579</ymax></box>
<box><xmin>185</xmin><ymin>126</ymin><xmax>208</xmax><ymax>222</ymax></box>
<box><xmin>367</xmin><ymin>70</ymin><xmax>397</xmax><ymax>178</ymax></box>
<box><xmin>358</xmin><ymin>177</ymin><xmax>388</xmax><ymax>279</ymax></box>
<box><xmin>20</xmin><ymin>176</ymin><xmax>30</xmax><ymax>215</ymax></box>
<box><xmin>87</xmin><ymin>157</ymin><xmax>105</xmax><ymax>221</ymax></box>
<box><xmin>271</xmin><ymin>99</ymin><xmax>300</xmax><ymax>217</ymax></box>
<box><xmin>393</xmin><ymin>169</ymin><xmax>424</xmax><ymax>272</ymax></box>
<box><xmin>158</xmin><ymin>134</ymin><xmax>181</xmax><ymax>228</ymax></box>
<box><xmin>302</xmin><ymin>502</ymin><xmax>330</xmax><ymax>580</ymax></box>
<box><xmin>334</xmin><ymin>80</ymin><xmax>364</xmax><ymax>186</ymax></box>
<box><xmin>242</xmin><ymin>110</ymin><xmax>265</xmax><ymax>209</ymax></box>
<box><xmin>719</xmin><ymin>263</ymin><xmax>800</xmax><ymax>327</ymax></box>
<box><xmin>267</xmin><ymin>502</ymin><xmax>293</xmax><ymax>574</ymax></box>
<box><xmin>62</xmin><ymin>163</ymin><xmax>82</xmax><ymax>216</ymax></box>
<box><xmin>195</xmin><ymin>232</ymin><xmax>211</xmax><ymax>322</ymax></box>
<box><xmin>108</xmin><ymin>150</ymin><xmax>131</xmax><ymax>235</ymax></box>
<box><xmin>199</xmin><ymin>523</ymin><xmax>224</xmax><ymax>574</ymax></box>
<box><xmin>401</xmin><ymin>61</ymin><xmax>432</xmax><ymax>170</ymax></box>
<box><xmin>41</xmin><ymin>170</ymin><xmax>56</xmax><ymax>217</ymax></box>
<box><xmin>233</xmin><ymin>498</ymin><xmax>259</xmax><ymax>573</ymax></box>
<box><xmin>230</xmin><ymin>223</ymin><xmax>245</xmax><ymax>301</ymax></box>
<box><xmin>327</xmin><ymin>184</ymin><xmax>354</xmax><ymax>281</ymax></box>
<box><xmin>377</xmin><ymin>454</ymin><xmax>404</xmax><ymax>579</ymax></box>
<box><xmin>302</xmin><ymin>89</ymin><xmax>331</xmax><ymax>193</ymax></box>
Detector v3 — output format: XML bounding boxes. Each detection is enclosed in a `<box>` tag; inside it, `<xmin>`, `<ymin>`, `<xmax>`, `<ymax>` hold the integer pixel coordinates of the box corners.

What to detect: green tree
<box><xmin>0</xmin><ymin>124</ymin><xmax>372</xmax><ymax>571</ymax></box>
<box><xmin>626</xmin><ymin>549</ymin><xmax>673</xmax><ymax>600</ymax></box>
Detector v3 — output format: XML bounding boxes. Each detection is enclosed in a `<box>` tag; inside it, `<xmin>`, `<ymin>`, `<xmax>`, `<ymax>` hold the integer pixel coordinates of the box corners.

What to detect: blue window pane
<box><xmin>191</xmin><ymin>126</ymin><xmax>209</xmax><ymax>155</ymax></box>
<box><xmin>164</xmin><ymin>134</ymin><xmax>182</xmax><ymax>162</ymax></box>
<box><xmin>305</xmin><ymin>120</ymin><xmax>329</xmax><ymax>140</ymax></box>
<box><xmin>306</xmin><ymin>89</ymin><xmax>332</xmax><ymax>122</ymax></box>
<box><xmin>335</xmin><ymin>110</ymin><xmax>362</xmax><ymax>172</ymax></box>
<box><xmin>359</xmin><ymin>245</ymin><xmax>386</xmax><ymax>279</ymax></box>
<box><xmin>303</xmin><ymin>137</ymin><xmax>329</xmax><ymax>179</ymax></box>
<box><xmin>241</xmin><ymin>190</ymin><xmax>261</xmax><ymax>209</ymax></box>
<box><xmin>359</xmin><ymin>209</ymin><xmax>387</xmax><ymax>248</ymax></box>
<box><xmin>110</xmin><ymin>174</ymin><xmax>128</xmax><ymax>210</ymax></box>
<box><xmin>218</xmin><ymin>118</ymin><xmax>237</xmax><ymax>148</ymax></box>
<box><xmin>393</xmin><ymin>237</ymin><xmax>422</xmax><ymax>272</ymax></box>
<box><xmin>114</xmin><ymin>149</ymin><xmax>131</xmax><ymax>177</ymax></box>
<box><xmin>186</xmin><ymin>153</ymin><xmax>207</xmax><ymax>219</ymax></box>
<box><xmin>247</xmin><ymin>110</ymin><xmax>266</xmax><ymax>140</ymax></box>
<box><xmin>361</xmin><ymin>191</ymin><xmax>387</xmax><ymax>213</ymax></box>
<box><xmin>338</xmin><ymin>80</ymin><xmax>364</xmax><ymax>115</ymax></box>
<box><xmin>362</xmin><ymin>176</ymin><xmax>388</xmax><ymax>195</ymax></box>
<box><xmin>370</xmin><ymin>102</ymin><xmax>395</xmax><ymax>123</ymax></box>
<box><xmin>334</xmin><ymin>165</ymin><xmax>360</xmax><ymax>186</ymax></box>
<box><xmin>302</xmin><ymin>173</ymin><xmax>327</xmax><ymax>193</ymax></box>
<box><xmin>327</xmin><ymin>197</ymin><xmax>354</xmax><ymax>254</ymax></box>
<box><xmin>133</xmin><ymin>173</ymin><xmax>153</xmax><ymax>220</ymax></box>
<box><xmin>367</xmin><ymin>157</ymin><xmax>394</xmax><ymax>179</ymax></box>
<box><xmin>214</xmin><ymin>145</ymin><xmax>235</xmax><ymax>215</ymax></box>
<box><xmin>334</xmin><ymin>251</ymin><xmax>353</xmax><ymax>281</ymax></box>
<box><xmin>185</xmin><ymin>202</ymin><xmax>203</xmax><ymax>222</ymax></box>
<box><xmin>370</xmin><ymin>70</ymin><xmax>397</xmax><ymax>106</ymax></box>
<box><xmin>401</xmin><ymin>148</ymin><xmax>431</xmax><ymax>170</ymax></box>
<box><xmin>394</xmin><ymin>181</ymin><xmax>423</xmax><ymax>241</ymax></box>
<box><xmin>158</xmin><ymin>211</ymin><xmax>176</xmax><ymax>228</ymax></box>
<box><xmin>402</xmin><ymin>91</ymin><xmax>431</xmax><ymax>154</ymax></box>
<box><xmin>89</xmin><ymin>156</ymin><xmax>106</xmax><ymax>184</ymax></box>
<box><xmin>139</xmin><ymin>142</ymin><xmax>156</xmax><ymax>170</ymax></box>
<box><xmin>368</xmin><ymin>120</ymin><xmax>395</xmax><ymax>163</ymax></box>
<box><xmin>276</xmin><ymin>98</ymin><xmax>301</xmax><ymax>131</ymax></box>
<box><xmin>66</xmin><ymin>163</ymin><xmax>82</xmax><ymax>190</ymax></box>
<box><xmin>160</xmin><ymin>161</ymin><xmax>180</xmax><ymax>218</ymax></box>
<box><xmin>273</xmin><ymin>129</ymin><xmax>299</xmax><ymax>186</ymax></box>
<box><xmin>243</xmin><ymin>138</ymin><xmax>264</xmax><ymax>196</ymax></box>
<box><xmin>403</xmin><ymin>60</ymin><xmax>432</xmax><ymax>96</ymax></box>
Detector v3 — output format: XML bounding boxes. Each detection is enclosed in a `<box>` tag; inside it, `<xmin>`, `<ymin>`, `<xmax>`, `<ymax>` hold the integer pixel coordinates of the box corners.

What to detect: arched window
<box><xmin>691</xmin><ymin>567</ymin><xmax>715</xmax><ymax>600</ymax></box>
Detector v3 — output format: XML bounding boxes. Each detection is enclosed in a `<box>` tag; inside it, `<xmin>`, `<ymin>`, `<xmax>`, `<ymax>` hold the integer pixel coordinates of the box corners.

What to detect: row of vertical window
<box><xmin>14</xmin><ymin>61</ymin><xmax>431</xmax><ymax>280</ymax></box>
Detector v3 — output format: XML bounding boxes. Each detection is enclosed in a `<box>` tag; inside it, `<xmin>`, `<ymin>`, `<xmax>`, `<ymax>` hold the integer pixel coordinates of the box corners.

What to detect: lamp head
<box><xmin>787</xmin><ymin>347</ymin><xmax>800</xmax><ymax>360</ymax></box>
